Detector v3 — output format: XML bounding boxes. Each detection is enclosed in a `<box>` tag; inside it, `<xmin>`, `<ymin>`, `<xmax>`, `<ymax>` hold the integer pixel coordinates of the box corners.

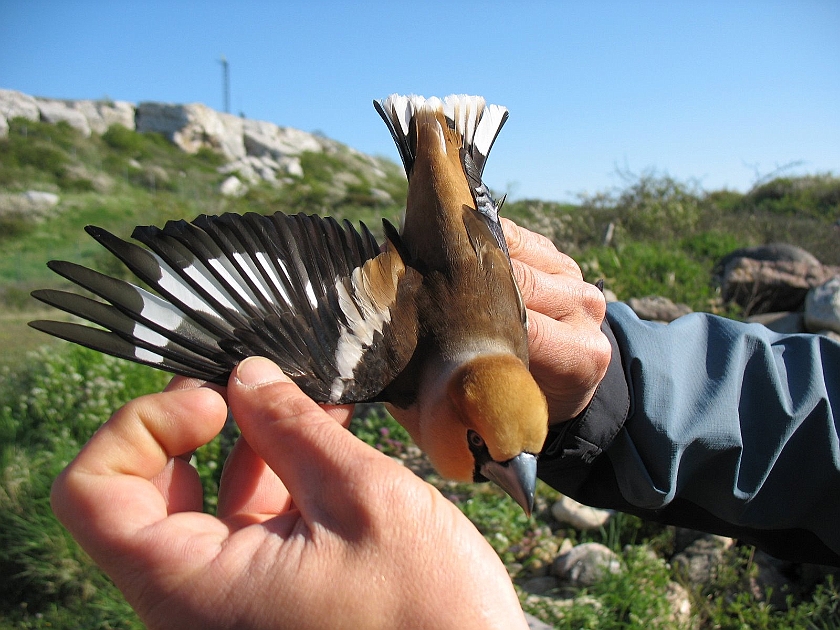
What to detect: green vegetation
<box><xmin>1</xmin><ymin>117</ymin><xmax>838</xmax><ymax>628</ymax></box>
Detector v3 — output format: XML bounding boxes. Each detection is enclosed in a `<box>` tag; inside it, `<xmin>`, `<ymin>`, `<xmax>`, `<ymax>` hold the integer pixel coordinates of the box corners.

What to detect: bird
<box><xmin>29</xmin><ymin>94</ymin><xmax>549</xmax><ymax>514</ymax></box>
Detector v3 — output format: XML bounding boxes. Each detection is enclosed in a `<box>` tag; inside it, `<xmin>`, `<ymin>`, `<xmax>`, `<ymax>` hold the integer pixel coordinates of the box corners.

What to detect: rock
<box><xmin>36</xmin><ymin>99</ymin><xmax>92</xmax><ymax>136</ymax></box>
<box><xmin>720</xmin><ymin>257</ymin><xmax>839</xmax><ymax>314</ymax></box>
<box><xmin>716</xmin><ymin>243</ymin><xmax>821</xmax><ymax>277</ymax></box>
<box><xmin>552</xmin><ymin>542</ymin><xmax>621</xmax><ymax>587</ymax></box>
<box><xmin>71</xmin><ymin>99</ymin><xmax>136</xmax><ymax>133</ymax></box>
<box><xmin>525</xmin><ymin>612</ymin><xmax>556</xmax><ymax>630</ymax></box>
<box><xmin>283</xmin><ymin>156</ymin><xmax>304</xmax><ymax>177</ymax></box>
<box><xmin>23</xmin><ymin>190</ymin><xmax>60</xmax><ymax>209</ymax></box>
<box><xmin>745</xmin><ymin>311</ymin><xmax>806</xmax><ymax>333</ymax></box>
<box><xmin>551</xmin><ymin>495</ymin><xmax>613</xmax><ymax>530</ymax></box>
<box><xmin>671</xmin><ymin>534</ymin><xmax>734</xmax><ymax>585</ymax></box>
<box><xmin>0</xmin><ymin>190</ymin><xmax>61</xmax><ymax>222</ymax></box>
<box><xmin>805</xmin><ymin>276</ymin><xmax>840</xmax><ymax>334</ymax></box>
<box><xmin>219</xmin><ymin>175</ymin><xmax>247</xmax><ymax>197</ymax></box>
<box><xmin>626</xmin><ymin>295</ymin><xmax>692</xmax><ymax>322</ymax></box>
<box><xmin>665</xmin><ymin>581</ymin><xmax>692</xmax><ymax>626</ymax></box>
<box><xmin>0</xmin><ymin>114</ymin><xmax>8</xmax><ymax>138</ymax></box>
<box><xmin>242</xmin><ymin>118</ymin><xmax>323</xmax><ymax>158</ymax></box>
<box><xmin>0</xmin><ymin>88</ymin><xmax>40</xmax><ymax>122</ymax></box>
<box><xmin>136</xmin><ymin>102</ymin><xmax>245</xmax><ymax>159</ymax></box>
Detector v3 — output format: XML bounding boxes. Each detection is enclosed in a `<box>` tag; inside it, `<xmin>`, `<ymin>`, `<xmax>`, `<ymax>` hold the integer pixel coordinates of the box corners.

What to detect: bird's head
<box><xmin>434</xmin><ymin>354</ymin><xmax>548</xmax><ymax>515</ymax></box>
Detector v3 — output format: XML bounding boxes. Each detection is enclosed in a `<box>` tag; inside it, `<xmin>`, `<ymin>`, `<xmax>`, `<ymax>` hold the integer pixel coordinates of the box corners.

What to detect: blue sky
<box><xmin>2</xmin><ymin>1</ymin><xmax>838</xmax><ymax>202</ymax></box>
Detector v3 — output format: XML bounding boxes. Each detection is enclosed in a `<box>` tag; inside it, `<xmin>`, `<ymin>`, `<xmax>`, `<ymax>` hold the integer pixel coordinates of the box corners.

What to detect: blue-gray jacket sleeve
<box><xmin>537</xmin><ymin>301</ymin><xmax>840</xmax><ymax>565</ymax></box>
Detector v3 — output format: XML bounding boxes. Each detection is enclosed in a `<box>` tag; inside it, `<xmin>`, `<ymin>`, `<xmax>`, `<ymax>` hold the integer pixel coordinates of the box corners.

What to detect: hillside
<box><xmin>1</xmin><ymin>91</ymin><xmax>839</xmax><ymax>629</ymax></box>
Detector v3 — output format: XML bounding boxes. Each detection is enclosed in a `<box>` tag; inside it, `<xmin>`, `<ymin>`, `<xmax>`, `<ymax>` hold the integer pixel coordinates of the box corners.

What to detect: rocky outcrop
<box><xmin>0</xmin><ymin>88</ymin><xmax>359</xmax><ymax>186</ymax></box>
<box><xmin>68</xmin><ymin>99</ymin><xmax>135</xmax><ymax>134</ymax></box>
<box><xmin>135</xmin><ymin>101</ymin><xmax>245</xmax><ymax>159</ymax></box>
<box><xmin>1</xmin><ymin>89</ymin><xmax>135</xmax><ymax>138</ymax></box>
<box><xmin>37</xmin><ymin>98</ymin><xmax>94</xmax><ymax>136</ymax></box>
<box><xmin>0</xmin><ymin>89</ymin><xmax>40</xmax><ymax>125</ymax></box>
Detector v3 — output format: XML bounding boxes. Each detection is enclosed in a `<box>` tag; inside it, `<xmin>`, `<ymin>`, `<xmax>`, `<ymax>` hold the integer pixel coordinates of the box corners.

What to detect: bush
<box><xmin>580</xmin><ymin>171</ymin><xmax>703</xmax><ymax>242</ymax></box>
<box><xmin>101</xmin><ymin>124</ymin><xmax>146</xmax><ymax>155</ymax></box>
<box><xmin>747</xmin><ymin>174</ymin><xmax>840</xmax><ymax>219</ymax></box>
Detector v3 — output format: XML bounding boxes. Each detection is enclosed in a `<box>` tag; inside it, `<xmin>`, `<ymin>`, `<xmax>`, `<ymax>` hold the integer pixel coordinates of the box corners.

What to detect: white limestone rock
<box><xmin>71</xmin><ymin>99</ymin><xmax>136</xmax><ymax>133</ymax></box>
<box><xmin>242</xmin><ymin>118</ymin><xmax>322</xmax><ymax>158</ymax></box>
<box><xmin>0</xmin><ymin>89</ymin><xmax>40</xmax><ymax>122</ymax></box>
<box><xmin>551</xmin><ymin>495</ymin><xmax>613</xmax><ymax>530</ymax></box>
<box><xmin>37</xmin><ymin>99</ymin><xmax>92</xmax><ymax>136</ymax></box>
<box><xmin>136</xmin><ymin>102</ymin><xmax>245</xmax><ymax>159</ymax></box>
<box><xmin>219</xmin><ymin>175</ymin><xmax>247</xmax><ymax>197</ymax></box>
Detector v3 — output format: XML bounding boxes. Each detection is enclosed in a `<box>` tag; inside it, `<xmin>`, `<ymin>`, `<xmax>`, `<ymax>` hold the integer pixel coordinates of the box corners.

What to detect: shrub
<box><xmin>101</xmin><ymin>124</ymin><xmax>146</xmax><ymax>155</ymax></box>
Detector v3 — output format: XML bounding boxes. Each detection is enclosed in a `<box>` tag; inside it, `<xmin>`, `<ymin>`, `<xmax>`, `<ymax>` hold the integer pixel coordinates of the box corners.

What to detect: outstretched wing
<box><xmin>30</xmin><ymin>212</ymin><xmax>421</xmax><ymax>404</ymax></box>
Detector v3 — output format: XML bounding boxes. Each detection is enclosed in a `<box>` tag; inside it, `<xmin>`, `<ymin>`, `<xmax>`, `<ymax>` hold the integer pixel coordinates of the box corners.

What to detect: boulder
<box><xmin>71</xmin><ymin>99</ymin><xmax>136</xmax><ymax>133</ymax></box>
<box><xmin>552</xmin><ymin>542</ymin><xmax>621</xmax><ymax>587</ymax></box>
<box><xmin>550</xmin><ymin>495</ymin><xmax>613</xmax><ymax>530</ymax></box>
<box><xmin>626</xmin><ymin>296</ymin><xmax>692</xmax><ymax>322</ymax></box>
<box><xmin>720</xmin><ymin>258</ymin><xmax>839</xmax><ymax>314</ymax></box>
<box><xmin>0</xmin><ymin>88</ymin><xmax>40</xmax><ymax>122</ymax></box>
<box><xmin>242</xmin><ymin>118</ymin><xmax>323</xmax><ymax>158</ymax></box>
<box><xmin>37</xmin><ymin>99</ymin><xmax>92</xmax><ymax>136</ymax></box>
<box><xmin>716</xmin><ymin>243</ymin><xmax>821</xmax><ymax>276</ymax></box>
<box><xmin>805</xmin><ymin>276</ymin><xmax>840</xmax><ymax>334</ymax></box>
<box><xmin>136</xmin><ymin>102</ymin><xmax>245</xmax><ymax>159</ymax></box>
<box><xmin>671</xmin><ymin>533</ymin><xmax>734</xmax><ymax>585</ymax></box>
<box><xmin>219</xmin><ymin>175</ymin><xmax>247</xmax><ymax>197</ymax></box>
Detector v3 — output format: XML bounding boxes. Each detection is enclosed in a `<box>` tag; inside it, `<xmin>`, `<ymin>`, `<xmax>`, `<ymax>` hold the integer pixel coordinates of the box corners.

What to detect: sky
<box><xmin>2</xmin><ymin>1</ymin><xmax>838</xmax><ymax>203</ymax></box>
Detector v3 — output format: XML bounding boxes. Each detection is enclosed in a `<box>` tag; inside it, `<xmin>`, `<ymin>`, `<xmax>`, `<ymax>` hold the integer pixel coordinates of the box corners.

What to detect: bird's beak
<box><xmin>480</xmin><ymin>452</ymin><xmax>537</xmax><ymax>516</ymax></box>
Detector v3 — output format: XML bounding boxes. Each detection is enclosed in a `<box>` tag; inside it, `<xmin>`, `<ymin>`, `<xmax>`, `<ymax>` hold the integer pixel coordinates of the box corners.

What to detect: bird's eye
<box><xmin>467</xmin><ymin>430</ymin><xmax>485</xmax><ymax>448</ymax></box>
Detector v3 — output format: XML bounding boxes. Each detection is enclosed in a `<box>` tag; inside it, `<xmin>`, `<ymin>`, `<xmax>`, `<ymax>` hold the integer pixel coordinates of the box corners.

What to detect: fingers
<box><xmin>502</xmin><ymin>218</ymin><xmax>611</xmax><ymax>423</ymax></box>
<box><xmin>227</xmin><ymin>357</ymin><xmax>386</xmax><ymax>523</ymax></box>
<box><xmin>502</xmin><ymin>218</ymin><xmax>582</xmax><ymax>278</ymax></box>
<box><xmin>217</xmin><ymin>436</ymin><xmax>293</xmax><ymax>522</ymax></box>
<box><xmin>526</xmin><ymin>310</ymin><xmax>612</xmax><ymax>422</ymax></box>
<box><xmin>510</xmin><ymin>258</ymin><xmax>606</xmax><ymax>321</ymax></box>
<box><xmin>51</xmin><ymin>387</ymin><xmax>228</xmax><ymax>555</ymax></box>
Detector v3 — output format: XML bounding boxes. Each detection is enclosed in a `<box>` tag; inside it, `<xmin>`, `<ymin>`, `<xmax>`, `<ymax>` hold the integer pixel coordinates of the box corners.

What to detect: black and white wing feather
<box><xmin>30</xmin><ymin>212</ymin><xmax>421</xmax><ymax>404</ymax></box>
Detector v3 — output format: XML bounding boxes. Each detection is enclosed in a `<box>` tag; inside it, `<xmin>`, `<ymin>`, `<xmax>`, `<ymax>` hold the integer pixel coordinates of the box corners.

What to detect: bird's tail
<box><xmin>374</xmin><ymin>94</ymin><xmax>509</xmax><ymax>180</ymax></box>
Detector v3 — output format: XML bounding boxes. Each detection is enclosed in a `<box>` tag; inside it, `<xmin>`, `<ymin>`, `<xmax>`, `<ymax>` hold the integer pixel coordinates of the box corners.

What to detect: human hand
<box><xmin>502</xmin><ymin>219</ymin><xmax>611</xmax><ymax>424</ymax></box>
<box><xmin>51</xmin><ymin>356</ymin><xmax>527</xmax><ymax>630</ymax></box>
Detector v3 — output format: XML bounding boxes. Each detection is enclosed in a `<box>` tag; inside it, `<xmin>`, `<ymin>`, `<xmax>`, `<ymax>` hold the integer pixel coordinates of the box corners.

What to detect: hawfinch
<box><xmin>30</xmin><ymin>94</ymin><xmax>549</xmax><ymax>514</ymax></box>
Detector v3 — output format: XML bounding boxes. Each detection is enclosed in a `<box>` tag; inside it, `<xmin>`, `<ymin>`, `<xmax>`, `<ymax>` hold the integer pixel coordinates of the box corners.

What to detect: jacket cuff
<box><xmin>538</xmin><ymin>317</ymin><xmax>630</xmax><ymax>467</ymax></box>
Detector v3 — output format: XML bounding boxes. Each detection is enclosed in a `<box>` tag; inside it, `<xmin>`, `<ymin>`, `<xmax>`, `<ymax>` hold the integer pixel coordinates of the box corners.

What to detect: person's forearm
<box><xmin>539</xmin><ymin>302</ymin><xmax>840</xmax><ymax>565</ymax></box>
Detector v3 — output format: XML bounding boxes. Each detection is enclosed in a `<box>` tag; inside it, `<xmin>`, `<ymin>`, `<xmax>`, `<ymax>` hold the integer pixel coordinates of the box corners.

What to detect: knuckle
<box><xmin>580</xmin><ymin>282</ymin><xmax>607</xmax><ymax>319</ymax></box>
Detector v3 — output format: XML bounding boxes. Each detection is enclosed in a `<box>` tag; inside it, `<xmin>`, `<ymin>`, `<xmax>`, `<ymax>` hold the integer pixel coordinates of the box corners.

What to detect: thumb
<box><xmin>227</xmin><ymin>356</ymin><xmax>384</xmax><ymax>520</ymax></box>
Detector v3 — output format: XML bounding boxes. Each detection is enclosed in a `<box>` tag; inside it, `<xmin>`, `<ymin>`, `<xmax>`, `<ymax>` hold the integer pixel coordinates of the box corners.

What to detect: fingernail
<box><xmin>235</xmin><ymin>356</ymin><xmax>290</xmax><ymax>387</ymax></box>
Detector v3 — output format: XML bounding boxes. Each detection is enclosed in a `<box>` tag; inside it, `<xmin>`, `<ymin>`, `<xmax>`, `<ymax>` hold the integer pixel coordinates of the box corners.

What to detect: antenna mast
<box><xmin>219</xmin><ymin>55</ymin><xmax>230</xmax><ymax>113</ymax></box>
